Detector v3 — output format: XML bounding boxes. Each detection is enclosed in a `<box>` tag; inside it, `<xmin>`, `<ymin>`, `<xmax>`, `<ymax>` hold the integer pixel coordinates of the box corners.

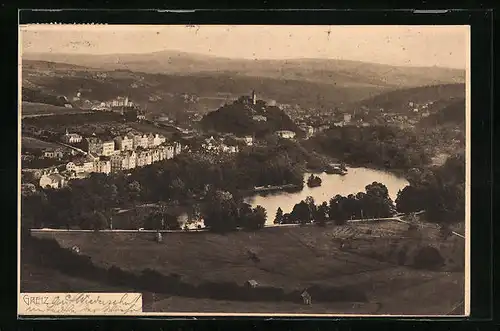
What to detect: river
<box><xmin>177</xmin><ymin>167</ymin><xmax>409</xmax><ymax>228</ymax></box>
<box><xmin>244</xmin><ymin>167</ymin><xmax>409</xmax><ymax>225</ymax></box>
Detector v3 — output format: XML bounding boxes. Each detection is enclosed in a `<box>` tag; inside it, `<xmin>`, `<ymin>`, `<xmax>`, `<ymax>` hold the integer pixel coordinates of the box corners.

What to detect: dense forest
<box><xmin>306</xmin><ymin>125</ymin><xmax>432</xmax><ymax>171</ymax></box>
<box><xmin>395</xmin><ymin>152</ymin><xmax>465</xmax><ymax>224</ymax></box>
<box><xmin>418</xmin><ymin>98</ymin><xmax>465</xmax><ymax>127</ymax></box>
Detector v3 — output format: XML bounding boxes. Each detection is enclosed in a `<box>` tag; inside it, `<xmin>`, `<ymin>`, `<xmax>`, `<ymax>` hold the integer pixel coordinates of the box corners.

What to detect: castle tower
<box><xmin>251</xmin><ymin>90</ymin><xmax>256</xmax><ymax>105</ymax></box>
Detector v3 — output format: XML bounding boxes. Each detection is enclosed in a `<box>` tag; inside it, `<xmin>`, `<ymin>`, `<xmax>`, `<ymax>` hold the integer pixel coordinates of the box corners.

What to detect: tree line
<box><xmin>273</xmin><ymin>152</ymin><xmax>465</xmax><ymax>227</ymax></box>
<box><xmin>274</xmin><ymin>182</ymin><xmax>395</xmax><ymax>226</ymax></box>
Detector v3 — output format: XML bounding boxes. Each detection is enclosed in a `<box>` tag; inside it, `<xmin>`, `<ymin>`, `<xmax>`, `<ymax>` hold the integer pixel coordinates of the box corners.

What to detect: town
<box><xmin>21</xmin><ymin>93</ymin><xmax>290</xmax><ymax>193</ymax></box>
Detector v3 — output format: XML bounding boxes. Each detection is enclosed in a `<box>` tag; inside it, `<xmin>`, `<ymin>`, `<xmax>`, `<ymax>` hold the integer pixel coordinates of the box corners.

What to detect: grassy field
<box><xmin>21</xmin><ymin>102</ymin><xmax>90</xmax><ymax>117</ymax></box>
<box><xmin>27</xmin><ymin>222</ymin><xmax>465</xmax><ymax>315</ymax></box>
<box><xmin>127</xmin><ymin>121</ymin><xmax>179</xmax><ymax>137</ymax></box>
<box><xmin>21</xmin><ymin>263</ymin><xmax>128</xmax><ymax>293</ymax></box>
<box><xmin>22</xmin><ymin>136</ymin><xmax>66</xmax><ymax>150</ymax></box>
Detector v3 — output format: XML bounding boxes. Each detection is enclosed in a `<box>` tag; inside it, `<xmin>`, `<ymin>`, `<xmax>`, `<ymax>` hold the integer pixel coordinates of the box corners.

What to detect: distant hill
<box><xmin>200</xmin><ymin>97</ymin><xmax>299</xmax><ymax>137</ymax></box>
<box><xmin>352</xmin><ymin>84</ymin><xmax>465</xmax><ymax>113</ymax></box>
<box><xmin>23</xmin><ymin>51</ymin><xmax>465</xmax><ymax>88</ymax></box>
<box><xmin>419</xmin><ymin>98</ymin><xmax>465</xmax><ymax>127</ymax></box>
<box><xmin>22</xmin><ymin>60</ymin><xmax>98</xmax><ymax>72</ymax></box>
<box><xmin>22</xmin><ymin>60</ymin><xmax>388</xmax><ymax>112</ymax></box>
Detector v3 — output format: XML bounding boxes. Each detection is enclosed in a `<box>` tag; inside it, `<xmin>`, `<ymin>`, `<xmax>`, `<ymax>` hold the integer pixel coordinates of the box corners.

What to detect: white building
<box><xmin>123</xmin><ymin>151</ymin><xmax>137</xmax><ymax>170</ymax></box>
<box><xmin>221</xmin><ymin>144</ymin><xmax>239</xmax><ymax>154</ymax></box>
<box><xmin>243</xmin><ymin>136</ymin><xmax>253</xmax><ymax>146</ymax></box>
<box><xmin>252</xmin><ymin>115</ymin><xmax>267</xmax><ymax>122</ymax></box>
<box><xmin>94</xmin><ymin>159</ymin><xmax>111</xmax><ymax>174</ymax></box>
<box><xmin>61</xmin><ymin>130</ymin><xmax>83</xmax><ymax>144</ymax></box>
<box><xmin>110</xmin><ymin>154</ymin><xmax>125</xmax><ymax>173</ymax></box>
<box><xmin>114</xmin><ymin>136</ymin><xmax>134</xmax><ymax>151</ymax></box>
<box><xmin>152</xmin><ymin>134</ymin><xmax>166</xmax><ymax>147</ymax></box>
<box><xmin>343</xmin><ymin>114</ymin><xmax>352</xmax><ymax>123</ymax></box>
<box><xmin>133</xmin><ymin>134</ymin><xmax>149</xmax><ymax>149</ymax></box>
<box><xmin>102</xmin><ymin>140</ymin><xmax>115</xmax><ymax>156</ymax></box>
<box><xmin>39</xmin><ymin>173</ymin><xmax>66</xmax><ymax>189</ymax></box>
<box><xmin>275</xmin><ymin>130</ymin><xmax>296</xmax><ymax>139</ymax></box>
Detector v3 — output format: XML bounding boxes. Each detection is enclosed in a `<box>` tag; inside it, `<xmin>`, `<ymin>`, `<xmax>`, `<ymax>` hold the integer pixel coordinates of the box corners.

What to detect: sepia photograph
<box><xmin>18</xmin><ymin>24</ymin><xmax>469</xmax><ymax>316</ymax></box>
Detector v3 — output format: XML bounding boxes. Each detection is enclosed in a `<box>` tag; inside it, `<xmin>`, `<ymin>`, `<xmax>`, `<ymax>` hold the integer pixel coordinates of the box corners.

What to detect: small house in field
<box><xmin>301</xmin><ymin>290</ymin><xmax>312</xmax><ymax>305</ymax></box>
<box><xmin>245</xmin><ymin>279</ymin><xmax>259</xmax><ymax>289</ymax></box>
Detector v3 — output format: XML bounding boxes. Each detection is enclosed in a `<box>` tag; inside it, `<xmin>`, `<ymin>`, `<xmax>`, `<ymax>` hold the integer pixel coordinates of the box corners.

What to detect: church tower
<box><xmin>251</xmin><ymin>90</ymin><xmax>257</xmax><ymax>105</ymax></box>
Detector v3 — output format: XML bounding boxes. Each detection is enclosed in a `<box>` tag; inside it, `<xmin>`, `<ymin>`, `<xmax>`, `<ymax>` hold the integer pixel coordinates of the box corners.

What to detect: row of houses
<box><xmin>67</xmin><ymin>141</ymin><xmax>181</xmax><ymax>175</ymax></box>
<box><xmin>37</xmin><ymin>141</ymin><xmax>182</xmax><ymax>189</ymax></box>
<box><xmin>76</xmin><ymin>132</ymin><xmax>169</xmax><ymax>157</ymax></box>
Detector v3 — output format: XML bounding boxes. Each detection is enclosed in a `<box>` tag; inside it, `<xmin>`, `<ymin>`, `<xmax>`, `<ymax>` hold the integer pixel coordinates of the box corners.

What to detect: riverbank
<box><xmin>106</xmin><ymin>166</ymin><xmax>410</xmax><ymax>229</ymax></box>
<box><xmin>245</xmin><ymin>167</ymin><xmax>409</xmax><ymax>223</ymax></box>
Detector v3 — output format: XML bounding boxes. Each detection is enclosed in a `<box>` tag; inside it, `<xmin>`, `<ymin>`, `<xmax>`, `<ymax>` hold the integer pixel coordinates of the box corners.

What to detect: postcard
<box><xmin>18</xmin><ymin>23</ymin><xmax>470</xmax><ymax>316</ymax></box>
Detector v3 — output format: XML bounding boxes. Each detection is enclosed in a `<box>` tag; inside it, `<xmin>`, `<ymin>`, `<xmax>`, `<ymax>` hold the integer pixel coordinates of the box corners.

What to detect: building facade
<box><xmin>114</xmin><ymin>136</ymin><xmax>134</xmax><ymax>151</ymax></box>
<box><xmin>94</xmin><ymin>159</ymin><xmax>111</xmax><ymax>174</ymax></box>
<box><xmin>275</xmin><ymin>130</ymin><xmax>296</xmax><ymax>139</ymax></box>
<box><xmin>133</xmin><ymin>134</ymin><xmax>149</xmax><ymax>149</ymax></box>
<box><xmin>39</xmin><ymin>173</ymin><xmax>66</xmax><ymax>189</ymax></box>
<box><xmin>85</xmin><ymin>137</ymin><xmax>103</xmax><ymax>155</ymax></box>
<box><xmin>122</xmin><ymin>151</ymin><xmax>137</xmax><ymax>170</ymax></box>
<box><xmin>152</xmin><ymin>134</ymin><xmax>166</xmax><ymax>147</ymax></box>
<box><xmin>102</xmin><ymin>140</ymin><xmax>115</xmax><ymax>156</ymax></box>
<box><xmin>61</xmin><ymin>132</ymin><xmax>83</xmax><ymax>144</ymax></box>
<box><xmin>110</xmin><ymin>154</ymin><xmax>125</xmax><ymax>173</ymax></box>
<box><xmin>136</xmin><ymin>150</ymin><xmax>152</xmax><ymax>167</ymax></box>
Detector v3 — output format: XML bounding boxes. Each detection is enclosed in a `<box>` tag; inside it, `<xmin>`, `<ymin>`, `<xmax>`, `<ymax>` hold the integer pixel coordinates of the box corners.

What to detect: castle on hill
<box><xmin>237</xmin><ymin>90</ymin><xmax>257</xmax><ymax>106</ymax></box>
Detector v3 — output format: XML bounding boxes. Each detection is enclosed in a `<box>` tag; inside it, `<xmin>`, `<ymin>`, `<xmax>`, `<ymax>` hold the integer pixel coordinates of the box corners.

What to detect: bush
<box><xmin>412</xmin><ymin>246</ymin><xmax>445</xmax><ymax>270</ymax></box>
<box><xmin>397</xmin><ymin>247</ymin><xmax>408</xmax><ymax>266</ymax></box>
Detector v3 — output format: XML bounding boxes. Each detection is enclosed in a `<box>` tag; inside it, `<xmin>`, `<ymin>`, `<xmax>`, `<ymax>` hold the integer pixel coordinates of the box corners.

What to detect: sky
<box><xmin>20</xmin><ymin>25</ymin><xmax>470</xmax><ymax>69</ymax></box>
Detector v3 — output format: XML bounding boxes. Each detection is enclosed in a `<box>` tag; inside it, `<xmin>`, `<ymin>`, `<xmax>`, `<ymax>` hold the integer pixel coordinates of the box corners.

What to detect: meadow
<box><xmin>25</xmin><ymin>221</ymin><xmax>465</xmax><ymax>314</ymax></box>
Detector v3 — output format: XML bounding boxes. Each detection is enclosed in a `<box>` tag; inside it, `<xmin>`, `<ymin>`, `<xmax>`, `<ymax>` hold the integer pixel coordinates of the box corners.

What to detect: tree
<box><xmin>274</xmin><ymin>207</ymin><xmax>284</xmax><ymax>224</ymax></box>
<box><xmin>242</xmin><ymin>205</ymin><xmax>267</xmax><ymax>230</ymax></box>
<box><xmin>315</xmin><ymin>201</ymin><xmax>329</xmax><ymax>226</ymax></box>
<box><xmin>94</xmin><ymin>211</ymin><xmax>109</xmax><ymax>231</ymax></box>
<box><xmin>127</xmin><ymin>180</ymin><xmax>142</xmax><ymax>203</ymax></box>
<box><xmin>363</xmin><ymin>182</ymin><xmax>395</xmax><ymax>218</ymax></box>
<box><xmin>291</xmin><ymin>200</ymin><xmax>311</xmax><ymax>225</ymax></box>
<box><xmin>202</xmin><ymin>190</ymin><xmax>239</xmax><ymax>232</ymax></box>
<box><xmin>80</xmin><ymin>211</ymin><xmax>108</xmax><ymax>231</ymax></box>
<box><xmin>238</xmin><ymin>202</ymin><xmax>254</xmax><ymax>220</ymax></box>
<box><xmin>144</xmin><ymin>211</ymin><xmax>181</xmax><ymax>230</ymax></box>
<box><xmin>329</xmin><ymin>195</ymin><xmax>347</xmax><ymax>224</ymax></box>
<box><xmin>395</xmin><ymin>185</ymin><xmax>424</xmax><ymax>213</ymax></box>
<box><xmin>170</xmin><ymin>178</ymin><xmax>188</xmax><ymax>200</ymax></box>
<box><xmin>305</xmin><ymin>196</ymin><xmax>317</xmax><ymax>217</ymax></box>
